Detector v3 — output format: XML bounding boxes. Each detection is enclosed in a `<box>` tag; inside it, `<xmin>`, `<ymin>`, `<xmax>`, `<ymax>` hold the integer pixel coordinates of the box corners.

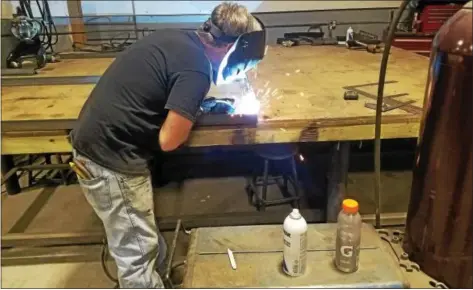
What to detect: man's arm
<box><xmin>159</xmin><ymin>71</ymin><xmax>210</xmax><ymax>152</ymax></box>
<box><xmin>159</xmin><ymin>110</ymin><xmax>193</xmax><ymax>151</ymax></box>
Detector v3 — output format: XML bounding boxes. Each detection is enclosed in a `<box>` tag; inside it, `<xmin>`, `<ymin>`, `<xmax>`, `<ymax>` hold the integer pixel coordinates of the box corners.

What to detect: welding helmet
<box><xmin>203</xmin><ymin>15</ymin><xmax>267</xmax><ymax>85</ymax></box>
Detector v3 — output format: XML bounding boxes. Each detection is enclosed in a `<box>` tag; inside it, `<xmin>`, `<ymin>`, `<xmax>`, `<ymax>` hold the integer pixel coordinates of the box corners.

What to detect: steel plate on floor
<box><xmin>183</xmin><ymin>223</ymin><xmax>407</xmax><ymax>288</ymax></box>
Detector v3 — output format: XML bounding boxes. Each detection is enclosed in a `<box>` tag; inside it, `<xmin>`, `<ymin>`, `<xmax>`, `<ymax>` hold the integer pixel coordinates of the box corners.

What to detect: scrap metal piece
<box><xmin>344</xmin><ymin>90</ymin><xmax>359</xmax><ymax>100</ymax></box>
<box><xmin>365</xmin><ymin>99</ymin><xmax>416</xmax><ymax>112</ymax></box>
<box><xmin>1</xmin><ymin>76</ymin><xmax>101</xmax><ymax>86</ymax></box>
<box><xmin>344</xmin><ymin>81</ymin><xmax>421</xmax><ymax>115</ymax></box>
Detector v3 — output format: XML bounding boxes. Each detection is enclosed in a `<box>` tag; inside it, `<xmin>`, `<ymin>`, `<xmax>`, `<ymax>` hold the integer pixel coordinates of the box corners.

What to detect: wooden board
<box><xmin>1</xmin><ymin>46</ymin><xmax>430</xmax><ymax>154</ymax></box>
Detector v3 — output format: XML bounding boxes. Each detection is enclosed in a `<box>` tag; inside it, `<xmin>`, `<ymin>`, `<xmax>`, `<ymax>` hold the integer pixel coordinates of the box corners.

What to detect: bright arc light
<box><xmin>235</xmin><ymin>91</ymin><xmax>261</xmax><ymax>115</ymax></box>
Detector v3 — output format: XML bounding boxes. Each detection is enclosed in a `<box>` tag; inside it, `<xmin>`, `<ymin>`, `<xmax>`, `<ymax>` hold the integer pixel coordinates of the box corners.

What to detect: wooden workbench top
<box><xmin>1</xmin><ymin>46</ymin><xmax>429</xmax><ymax>154</ymax></box>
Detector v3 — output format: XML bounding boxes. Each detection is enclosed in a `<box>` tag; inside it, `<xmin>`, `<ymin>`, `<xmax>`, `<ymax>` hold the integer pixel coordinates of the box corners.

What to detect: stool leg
<box><xmin>28</xmin><ymin>155</ymin><xmax>33</xmax><ymax>187</ymax></box>
<box><xmin>245</xmin><ymin>176</ymin><xmax>256</xmax><ymax>206</ymax></box>
<box><xmin>290</xmin><ymin>156</ymin><xmax>301</xmax><ymax>209</ymax></box>
<box><xmin>260</xmin><ymin>159</ymin><xmax>270</xmax><ymax>212</ymax></box>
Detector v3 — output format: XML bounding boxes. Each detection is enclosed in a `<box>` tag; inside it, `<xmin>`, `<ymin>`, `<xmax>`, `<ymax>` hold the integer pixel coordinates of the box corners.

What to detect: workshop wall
<box><xmin>83</xmin><ymin>9</ymin><xmax>395</xmax><ymax>46</ymax></box>
<box><xmin>1</xmin><ymin>0</ymin><xmax>399</xmax><ymax>58</ymax></box>
<box><xmin>1</xmin><ymin>1</ymin><xmax>16</xmax><ymax>68</ymax></box>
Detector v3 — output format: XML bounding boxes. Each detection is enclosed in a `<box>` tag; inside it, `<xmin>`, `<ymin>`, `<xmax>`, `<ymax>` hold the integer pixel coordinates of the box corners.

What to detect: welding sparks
<box><xmin>299</xmin><ymin>154</ymin><xmax>305</xmax><ymax>162</ymax></box>
<box><xmin>234</xmin><ymin>90</ymin><xmax>261</xmax><ymax>115</ymax></box>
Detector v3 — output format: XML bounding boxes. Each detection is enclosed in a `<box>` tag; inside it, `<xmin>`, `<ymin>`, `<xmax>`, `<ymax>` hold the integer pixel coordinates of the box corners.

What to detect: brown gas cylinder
<box><xmin>402</xmin><ymin>2</ymin><xmax>472</xmax><ymax>288</ymax></box>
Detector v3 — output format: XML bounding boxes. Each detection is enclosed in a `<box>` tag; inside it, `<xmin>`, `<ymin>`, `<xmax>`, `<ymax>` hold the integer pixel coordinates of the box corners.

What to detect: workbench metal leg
<box><xmin>1</xmin><ymin>155</ymin><xmax>21</xmax><ymax>195</ymax></box>
<box><xmin>326</xmin><ymin>142</ymin><xmax>350</xmax><ymax>222</ymax></box>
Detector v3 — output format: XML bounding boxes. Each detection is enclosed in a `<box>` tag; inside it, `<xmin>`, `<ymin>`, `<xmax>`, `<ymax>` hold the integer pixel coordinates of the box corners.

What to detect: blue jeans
<box><xmin>73</xmin><ymin>150</ymin><xmax>166</xmax><ymax>288</ymax></box>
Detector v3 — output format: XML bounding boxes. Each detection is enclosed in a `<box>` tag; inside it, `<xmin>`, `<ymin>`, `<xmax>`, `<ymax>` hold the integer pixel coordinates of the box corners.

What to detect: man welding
<box><xmin>69</xmin><ymin>2</ymin><xmax>266</xmax><ymax>288</ymax></box>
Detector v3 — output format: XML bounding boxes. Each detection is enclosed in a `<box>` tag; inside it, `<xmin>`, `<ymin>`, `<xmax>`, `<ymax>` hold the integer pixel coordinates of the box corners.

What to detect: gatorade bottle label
<box><xmin>335</xmin><ymin>234</ymin><xmax>360</xmax><ymax>272</ymax></box>
<box><xmin>283</xmin><ymin>230</ymin><xmax>307</xmax><ymax>276</ymax></box>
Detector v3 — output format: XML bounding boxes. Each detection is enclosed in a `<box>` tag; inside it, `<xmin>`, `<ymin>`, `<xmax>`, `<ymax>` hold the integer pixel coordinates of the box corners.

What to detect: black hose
<box><xmin>101</xmin><ymin>239</ymin><xmax>119</xmax><ymax>287</ymax></box>
<box><xmin>374</xmin><ymin>0</ymin><xmax>411</xmax><ymax>229</ymax></box>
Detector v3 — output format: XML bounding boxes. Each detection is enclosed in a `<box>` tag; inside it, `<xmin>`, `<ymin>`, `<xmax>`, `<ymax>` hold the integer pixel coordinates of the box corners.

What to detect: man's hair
<box><xmin>198</xmin><ymin>2</ymin><xmax>262</xmax><ymax>46</ymax></box>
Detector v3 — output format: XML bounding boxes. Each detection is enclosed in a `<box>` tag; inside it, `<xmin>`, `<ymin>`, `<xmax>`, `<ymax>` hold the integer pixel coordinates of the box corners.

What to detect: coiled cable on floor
<box><xmin>101</xmin><ymin>239</ymin><xmax>119</xmax><ymax>288</ymax></box>
<box><xmin>374</xmin><ymin>0</ymin><xmax>411</xmax><ymax>229</ymax></box>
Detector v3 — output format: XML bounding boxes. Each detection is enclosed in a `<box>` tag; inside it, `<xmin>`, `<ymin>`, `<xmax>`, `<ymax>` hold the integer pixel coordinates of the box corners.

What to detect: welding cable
<box><xmin>34</xmin><ymin>0</ymin><xmax>58</xmax><ymax>53</ymax></box>
<box><xmin>101</xmin><ymin>239</ymin><xmax>119</xmax><ymax>287</ymax></box>
<box><xmin>72</xmin><ymin>16</ymin><xmax>133</xmax><ymax>53</ymax></box>
<box><xmin>373</xmin><ymin>0</ymin><xmax>411</xmax><ymax>229</ymax></box>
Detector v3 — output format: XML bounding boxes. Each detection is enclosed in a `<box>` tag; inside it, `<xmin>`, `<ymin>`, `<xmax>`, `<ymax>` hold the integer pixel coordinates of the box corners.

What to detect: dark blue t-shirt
<box><xmin>71</xmin><ymin>30</ymin><xmax>211</xmax><ymax>175</ymax></box>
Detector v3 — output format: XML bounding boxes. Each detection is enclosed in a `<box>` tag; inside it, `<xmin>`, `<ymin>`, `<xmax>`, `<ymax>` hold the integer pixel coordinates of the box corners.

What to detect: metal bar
<box><xmin>8</xmin><ymin>187</ymin><xmax>58</xmax><ymax>234</ymax></box>
<box><xmin>362</xmin><ymin>212</ymin><xmax>407</xmax><ymax>227</ymax></box>
<box><xmin>1</xmin><ymin>245</ymin><xmax>103</xmax><ymax>266</ymax></box>
<box><xmin>1</xmin><ymin>76</ymin><xmax>101</xmax><ymax>87</ymax></box>
<box><xmin>1</xmin><ymin>68</ymin><xmax>37</xmax><ymax>76</ymax></box>
<box><xmin>164</xmin><ymin>219</ymin><xmax>182</xmax><ymax>288</ymax></box>
<box><xmin>365</xmin><ymin>100</ymin><xmax>417</xmax><ymax>112</ymax></box>
<box><xmin>1</xmin><ymin>155</ymin><xmax>21</xmax><ymax>195</ymax></box>
<box><xmin>59</xmin><ymin>52</ymin><xmax>119</xmax><ymax>59</ymax></box>
<box><xmin>1</xmin><ymin>232</ymin><xmax>105</xmax><ymax>248</ymax></box>
<box><xmin>2</xmin><ymin>209</ymin><xmax>324</xmax><ymax>248</ymax></box>
<box><xmin>157</xmin><ymin>209</ymin><xmax>324</xmax><ymax>230</ymax></box>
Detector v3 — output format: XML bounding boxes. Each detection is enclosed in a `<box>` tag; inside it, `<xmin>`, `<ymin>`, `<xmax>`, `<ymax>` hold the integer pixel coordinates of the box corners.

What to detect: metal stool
<box><xmin>245</xmin><ymin>145</ymin><xmax>302</xmax><ymax>211</ymax></box>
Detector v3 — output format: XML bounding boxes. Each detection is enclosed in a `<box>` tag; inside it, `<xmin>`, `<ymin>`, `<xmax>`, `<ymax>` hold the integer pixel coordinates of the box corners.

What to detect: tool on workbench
<box><xmin>6</xmin><ymin>0</ymin><xmax>60</xmax><ymax>69</ymax></box>
<box><xmin>277</xmin><ymin>21</ymin><xmax>339</xmax><ymax>47</ymax></box>
<box><xmin>343</xmin><ymin>90</ymin><xmax>359</xmax><ymax>100</ymax></box>
<box><xmin>346</xmin><ymin>29</ymin><xmax>385</xmax><ymax>53</ymax></box>
<box><xmin>283</xmin><ymin>209</ymin><xmax>307</xmax><ymax>277</ymax></box>
<box><xmin>335</xmin><ymin>199</ymin><xmax>362</xmax><ymax>273</ymax></box>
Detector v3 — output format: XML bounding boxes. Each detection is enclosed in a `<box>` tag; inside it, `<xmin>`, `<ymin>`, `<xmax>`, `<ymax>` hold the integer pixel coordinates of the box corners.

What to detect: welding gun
<box><xmin>200</xmin><ymin>97</ymin><xmax>236</xmax><ymax>115</ymax></box>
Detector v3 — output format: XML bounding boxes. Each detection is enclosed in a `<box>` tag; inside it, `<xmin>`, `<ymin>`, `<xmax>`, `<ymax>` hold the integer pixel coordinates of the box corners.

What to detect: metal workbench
<box><xmin>182</xmin><ymin>223</ymin><xmax>408</xmax><ymax>288</ymax></box>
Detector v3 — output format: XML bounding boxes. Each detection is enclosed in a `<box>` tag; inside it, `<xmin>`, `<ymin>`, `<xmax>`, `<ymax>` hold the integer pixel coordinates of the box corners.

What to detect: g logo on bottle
<box><xmin>340</xmin><ymin>245</ymin><xmax>353</xmax><ymax>257</ymax></box>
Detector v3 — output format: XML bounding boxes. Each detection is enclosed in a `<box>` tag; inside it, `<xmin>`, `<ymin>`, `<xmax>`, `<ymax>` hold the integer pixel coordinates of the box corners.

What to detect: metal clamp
<box><xmin>377</xmin><ymin>229</ymin><xmax>420</xmax><ymax>272</ymax></box>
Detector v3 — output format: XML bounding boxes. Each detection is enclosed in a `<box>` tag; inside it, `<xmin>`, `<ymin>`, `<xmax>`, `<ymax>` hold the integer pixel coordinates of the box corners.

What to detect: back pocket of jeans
<box><xmin>78</xmin><ymin>176</ymin><xmax>112</xmax><ymax>212</ymax></box>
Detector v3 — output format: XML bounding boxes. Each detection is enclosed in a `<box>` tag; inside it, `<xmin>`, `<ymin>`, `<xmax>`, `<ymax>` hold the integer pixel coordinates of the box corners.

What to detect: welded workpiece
<box><xmin>196</xmin><ymin>76</ymin><xmax>260</xmax><ymax>127</ymax></box>
<box><xmin>183</xmin><ymin>224</ymin><xmax>407</xmax><ymax>288</ymax></box>
<box><xmin>402</xmin><ymin>4</ymin><xmax>472</xmax><ymax>289</ymax></box>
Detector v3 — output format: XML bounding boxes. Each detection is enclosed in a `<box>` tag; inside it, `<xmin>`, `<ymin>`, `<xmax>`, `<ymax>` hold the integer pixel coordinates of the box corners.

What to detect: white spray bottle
<box><xmin>283</xmin><ymin>208</ymin><xmax>308</xmax><ymax>277</ymax></box>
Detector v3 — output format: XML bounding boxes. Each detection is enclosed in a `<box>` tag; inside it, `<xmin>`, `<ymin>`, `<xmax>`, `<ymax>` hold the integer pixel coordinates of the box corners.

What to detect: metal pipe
<box><xmin>373</xmin><ymin>0</ymin><xmax>411</xmax><ymax>229</ymax></box>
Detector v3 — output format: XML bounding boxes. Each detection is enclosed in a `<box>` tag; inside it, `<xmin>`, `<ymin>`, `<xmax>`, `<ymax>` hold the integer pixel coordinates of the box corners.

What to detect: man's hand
<box><xmin>159</xmin><ymin>110</ymin><xmax>193</xmax><ymax>152</ymax></box>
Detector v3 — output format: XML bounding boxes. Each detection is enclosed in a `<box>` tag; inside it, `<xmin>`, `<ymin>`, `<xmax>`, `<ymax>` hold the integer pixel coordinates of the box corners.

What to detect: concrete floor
<box><xmin>1</xmin><ymin>171</ymin><xmax>412</xmax><ymax>288</ymax></box>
